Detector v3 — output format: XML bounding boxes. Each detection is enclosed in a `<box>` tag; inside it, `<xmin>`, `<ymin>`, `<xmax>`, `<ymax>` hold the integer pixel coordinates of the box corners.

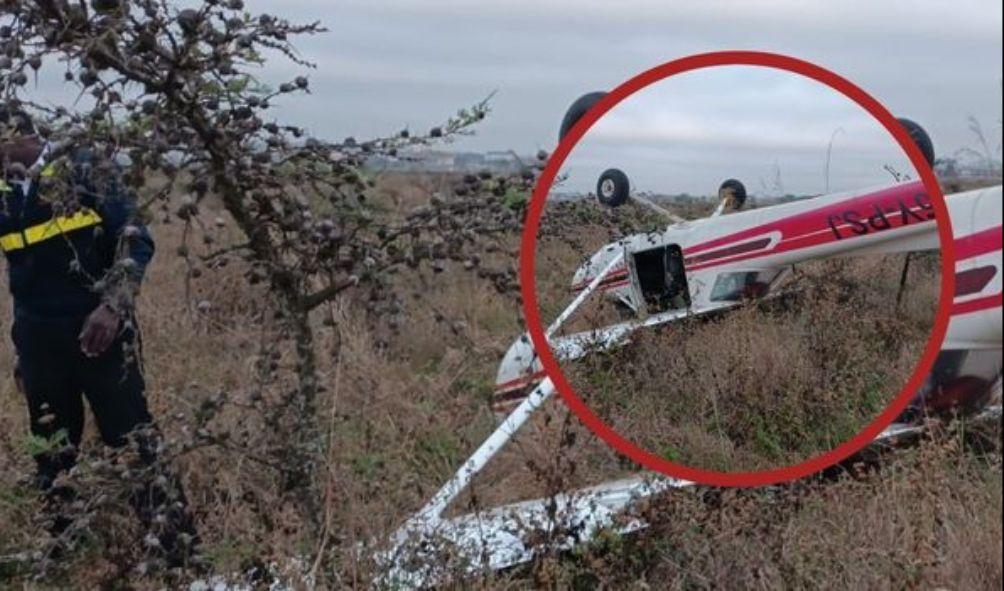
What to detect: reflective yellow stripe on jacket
<box><xmin>0</xmin><ymin>209</ymin><xmax>103</xmax><ymax>253</ymax></box>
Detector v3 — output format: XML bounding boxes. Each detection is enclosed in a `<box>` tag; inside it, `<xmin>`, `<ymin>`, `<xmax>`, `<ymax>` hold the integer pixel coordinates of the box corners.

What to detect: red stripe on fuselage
<box><xmin>955</xmin><ymin>226</ymin><xmax>1002</xmax><ymax>261</ymax></box>
<box><xmin>571</xmin><ymin>269</ymin><xmax>628</xmax><ymax>291</ymax></box>
<box><xmin>597</xmin><ymin>279</ymin><xmax>631</xmax><ymax>290</ymax></box>
<box><xmin>683</xmin><ymin>237</ymin><xmax>772</xmax><ymax>266</ymax></box>
<box><xmin>952</xmin><ymin>293</ymin><xmax>1003</xmax><ymax>316</ymax></box>
<box><xmin>575</xmin><ymin>182</ymin><xmax>972</xmax><ymax>294</ymax></box>
<box><xmin>684</xmin><ymin>181</ymin><xmax>929</xmax><ymax>256</ymax></box>
<box><xmin>494</xmin><ymin>370</ymin><xmax>546</xmax><ymax>393</ymax></box>
<box><xmin>682</xmin><ymin>181</ymin><xmax>934</xmax><ymax>272</ymax></box>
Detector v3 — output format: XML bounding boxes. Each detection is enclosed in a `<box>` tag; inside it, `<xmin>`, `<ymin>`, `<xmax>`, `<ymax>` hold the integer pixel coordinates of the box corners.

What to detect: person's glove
<box><xmin>79</xmin><ymin>303</ymin><xmax>122</xmax><ymax>357</ymax></box>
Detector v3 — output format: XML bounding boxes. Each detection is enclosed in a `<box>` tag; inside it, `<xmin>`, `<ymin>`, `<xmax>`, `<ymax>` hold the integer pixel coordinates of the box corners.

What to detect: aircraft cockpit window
<box><xmin>709</xmin><ymin>270</ymin><xmax>781</xmax><ymax>302</ymax></box>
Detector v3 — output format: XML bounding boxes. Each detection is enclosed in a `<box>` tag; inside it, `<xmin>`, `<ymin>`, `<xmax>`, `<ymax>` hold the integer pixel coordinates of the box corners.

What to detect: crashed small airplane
<box><xmin>379</xmin><ymin>94</ymin><xmax>1002</xmax><ymax>587</ymax></box>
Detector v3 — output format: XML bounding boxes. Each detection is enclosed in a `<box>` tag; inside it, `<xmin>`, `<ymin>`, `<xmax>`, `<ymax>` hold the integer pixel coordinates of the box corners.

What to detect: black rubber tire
<box><xmin>597</xmin><ymin>168</ymin><xmax>630</xmax><ymax>207</ymax></box>
<box><xmin>897</xmin><ymin>118</ymin><xmax>935</xmax><ymax>166</ymax></box>
<box><xmin>559</xmin><ymin>92</ymin><xmax>607</xmax><ymax>141</ymax></box>
<box><xmin>718</xmin><ymin>178</ymin><xmax>747</xmax><ymax>210</ymax></box>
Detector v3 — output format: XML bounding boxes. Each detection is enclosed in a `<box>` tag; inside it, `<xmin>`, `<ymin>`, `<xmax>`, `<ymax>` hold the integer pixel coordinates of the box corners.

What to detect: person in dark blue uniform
<box><xmin>1</xmin><ymin>106</ymin><xmax>195</xmax><ymax>564</ymax></box>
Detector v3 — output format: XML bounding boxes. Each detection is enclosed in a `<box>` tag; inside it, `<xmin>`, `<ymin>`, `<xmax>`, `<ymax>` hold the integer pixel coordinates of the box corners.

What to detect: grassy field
<box><xmin>564</xmin><ymin>252</ymin><xmax>939</xmax><ymax>471</ymax></box>
<box><xmin>0</xmin><ymin>173</ymin><xmax>999</xmax><ymax>589</ymax></box>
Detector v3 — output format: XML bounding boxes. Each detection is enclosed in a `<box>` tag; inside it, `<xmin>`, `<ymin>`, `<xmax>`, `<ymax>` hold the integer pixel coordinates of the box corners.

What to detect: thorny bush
<box><xmin>0</xmin><ymin>0</ymin><xmax>543</xmax><ymax>582</ymax></box>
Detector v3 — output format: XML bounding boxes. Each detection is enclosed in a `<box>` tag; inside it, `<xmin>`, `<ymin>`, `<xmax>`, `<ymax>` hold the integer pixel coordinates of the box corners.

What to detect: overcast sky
<box><xmin>23</xmin><ymin>0</ymin><xmax>1004</xmax><ymax>195</ymax></box>
<box><xmin>558</xmin><ymin>68</ymin><xmax>930</xmax><ymax>195</ymax></box>
<box><xmin>269</xmin><ymin>0</ymin><xmax>1002</xmax><ymax>195</ymax></box>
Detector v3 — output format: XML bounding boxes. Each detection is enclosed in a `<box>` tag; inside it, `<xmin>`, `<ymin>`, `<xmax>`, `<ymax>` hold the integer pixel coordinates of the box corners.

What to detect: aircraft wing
<box><xmin>379</xmin><ymin>402</ymin><xmax>1000</xmax><ymax>588</ymax></box>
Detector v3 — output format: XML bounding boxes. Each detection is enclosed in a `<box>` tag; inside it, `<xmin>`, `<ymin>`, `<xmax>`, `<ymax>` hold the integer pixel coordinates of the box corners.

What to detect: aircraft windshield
<box><xmin>709</xmin><ymin>270</ymin><xmax>782</xmax><ymax>302</ymax></box>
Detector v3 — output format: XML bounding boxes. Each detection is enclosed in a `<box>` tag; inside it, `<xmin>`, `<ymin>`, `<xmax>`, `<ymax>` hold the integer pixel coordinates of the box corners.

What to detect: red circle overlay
<box><xmin>520</xmin><ymin>51</ymin><xmax>955</xmax><ymax>488</ymax></box>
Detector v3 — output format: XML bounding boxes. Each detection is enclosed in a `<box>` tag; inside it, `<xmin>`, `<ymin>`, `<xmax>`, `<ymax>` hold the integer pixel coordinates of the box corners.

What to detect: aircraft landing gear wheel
<box><xmin>896</xmin><ymin>118</ymin><xmax>935</xmax><ymax>166</ymax></box>
<box><xmin>597</xmin><ymin>168</ymin><xmax>630</xmax><ymax>207</ymax></box>
<box><xmin>560</xmin><ymin>91</ymin><xmax>607</xmax><ymax>140</ymax></box>
<box><xmin>718</xmin><ymin>178</ymin><xmax>747</xmax><ymax>211</ymax></box>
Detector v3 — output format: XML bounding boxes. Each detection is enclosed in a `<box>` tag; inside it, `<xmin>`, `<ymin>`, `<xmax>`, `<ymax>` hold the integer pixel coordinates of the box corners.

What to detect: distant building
<box><xmin>484</xmin><ymin>151</ymin><xmax>522</xmax><ymax>173</ymax></box>
<box><xmin>364</xmin><ymin>149</ymin><xmax>530</xmax><ymax>174</ymax></box>
<box><xmin>423</xmin><ymin>151</ymin><xmax>456</xmax><ymax>171</ymax></box>
<box><xmin>455</xmin><ymin>152</ymin><xmax>486</xmax><ymax>171</ymax></box>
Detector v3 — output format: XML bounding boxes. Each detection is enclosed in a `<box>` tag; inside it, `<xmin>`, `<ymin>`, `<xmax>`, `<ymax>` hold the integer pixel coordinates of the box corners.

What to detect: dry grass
<box><xmin>566</xmin><ymin>254</ymin><xmax>940</xmax><ymax>471</ymax></box>
<box><xmin>528</xmin><ymin>423</ymin><xmax>1001</xmax><ymax>590</ymax></box>
<box><xmin>0</xmin><ymin>174</ymin><xmax>998</xmax><ymax>589</ymax></box>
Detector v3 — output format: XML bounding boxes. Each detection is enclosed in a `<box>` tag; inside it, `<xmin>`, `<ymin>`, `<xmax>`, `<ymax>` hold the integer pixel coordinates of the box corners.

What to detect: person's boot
<box><xmin>32</xmin><ymin>446</ymin><xmax>80</xmax><ymax>540</ymax></box>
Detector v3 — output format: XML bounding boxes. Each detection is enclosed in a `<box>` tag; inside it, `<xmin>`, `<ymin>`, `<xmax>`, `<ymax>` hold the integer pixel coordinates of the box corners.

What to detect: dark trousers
<box><xmin>13</xmin><ymin>314</ymin><xmax>152</xmax><ymax>483</ymax></box>
<box><xmin>12</xmin><ymin>313</ymin><xmax>197</xmax><ymax>563</ymax></box>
